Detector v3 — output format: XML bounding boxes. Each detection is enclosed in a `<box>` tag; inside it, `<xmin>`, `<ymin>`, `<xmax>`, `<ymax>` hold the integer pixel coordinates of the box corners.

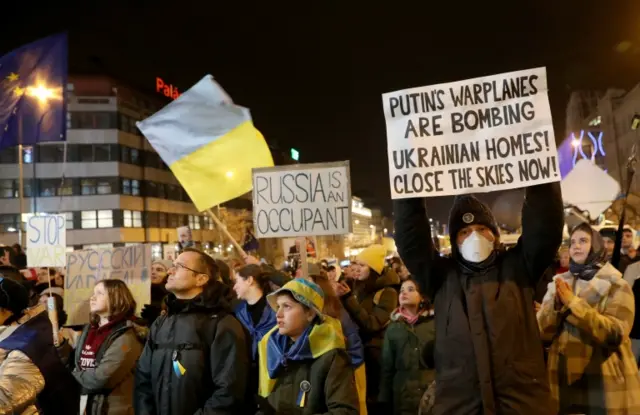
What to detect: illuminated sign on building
<box><xmin>155</xmin><ymin>77</ymin><xmax>181</xmax><ymax>100</ymax></box>
<box><xmin>558</xmin><ymin>130</ymin><xmax>605</xmax><ymax>178</ymax></box>
<box><xmin>290</xmin><ymin>148</ymin><xmax>299</xmax><ymax>161</ymax></box>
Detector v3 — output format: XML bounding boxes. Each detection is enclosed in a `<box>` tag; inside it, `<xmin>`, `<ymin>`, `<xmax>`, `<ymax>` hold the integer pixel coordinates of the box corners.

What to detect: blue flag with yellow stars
<box><xmin>0</xmin><ymin>33</ymin><xmax>67</xmax><ymax>150</ymax></box>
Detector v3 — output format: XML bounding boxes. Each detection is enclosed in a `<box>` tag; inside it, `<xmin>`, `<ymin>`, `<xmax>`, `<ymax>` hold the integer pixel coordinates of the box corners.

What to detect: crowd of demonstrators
<box><xmin>538</xmin><ymin>223</ymin><xmax>640</xmax><ymax>414</ymax></box>
<box><xmin>394</xmin><ymin>182</ymin><xmax>564</xmax><ymax>415</ymax></box>
<box><xmin>379</xmin><ymin>278</ymin><xmax>435</xmax><ymax>415</ymax></box>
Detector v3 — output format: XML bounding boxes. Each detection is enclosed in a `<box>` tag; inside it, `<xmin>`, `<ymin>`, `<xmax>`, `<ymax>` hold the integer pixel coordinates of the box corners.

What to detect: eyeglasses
<box><xmin>171</xmin><ymin>262</ymin><xmax>206</xmax><ymax>276</ymax></box>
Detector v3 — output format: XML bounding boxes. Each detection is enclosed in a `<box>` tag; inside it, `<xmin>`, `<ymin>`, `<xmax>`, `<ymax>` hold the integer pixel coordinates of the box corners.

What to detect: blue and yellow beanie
<box><xmin>267</xmin><ymin>278</ymin><xmax>325</xmax><ymax>320</ymax></box>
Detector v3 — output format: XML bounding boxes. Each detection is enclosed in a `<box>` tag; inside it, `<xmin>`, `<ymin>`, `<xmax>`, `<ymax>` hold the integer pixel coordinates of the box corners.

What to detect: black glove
<box><xmin>255</xmin><ymin>394</ymin><xmax>276</xmax><ymax>415</ymax></box>
<box><xmin>141</xmin><ymin>304</ymin><xmax>161</xmax><ymax>324</ymax></box>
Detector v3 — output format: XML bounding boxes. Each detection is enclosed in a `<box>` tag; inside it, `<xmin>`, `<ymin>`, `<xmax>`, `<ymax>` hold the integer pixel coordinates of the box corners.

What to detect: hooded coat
<box><xmin>134</xmin><ymin>282</ymin><xmax>249</xmax><ymax>415</ymax></box>
<box><xmin>379</xmin><ymin>308</ymin><xmax>436</xmax><ymax>415</ymax></box>
<box><xmin>539</xmin><ymin>261</ymin><xmax>640</xmax><ymax>413</ymax></box>
<box><xmin>393</xmin><ymin>182</ymin><xmax>563</xmax><ymax>415</ymax></box>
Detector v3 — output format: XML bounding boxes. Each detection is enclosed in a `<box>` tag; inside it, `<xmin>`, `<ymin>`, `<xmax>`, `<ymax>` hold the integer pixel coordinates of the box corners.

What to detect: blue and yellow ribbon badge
<box><xmin>172</xmin><ymin>350</ymin><xmax>186</xmax><ymax>377</ymax></box>
<box><xmin>297</xmin><ymin>380</ymin><xmax>311</xmax><ymax>407</ymax></box>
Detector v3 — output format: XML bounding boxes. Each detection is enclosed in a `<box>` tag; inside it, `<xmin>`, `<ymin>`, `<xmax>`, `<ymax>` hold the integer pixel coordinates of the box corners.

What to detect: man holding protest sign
<box><xmin>387</xmin><ymin>68</ymin><xmax>564</xmax><ymax>415</ymax></box>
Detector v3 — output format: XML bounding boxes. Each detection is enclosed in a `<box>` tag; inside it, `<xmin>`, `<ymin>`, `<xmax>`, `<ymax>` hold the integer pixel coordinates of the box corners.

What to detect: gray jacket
<box><xmin>73</xmin><ymin>320</ymin><xmax>145</xmax><ymax>415</ymax></box>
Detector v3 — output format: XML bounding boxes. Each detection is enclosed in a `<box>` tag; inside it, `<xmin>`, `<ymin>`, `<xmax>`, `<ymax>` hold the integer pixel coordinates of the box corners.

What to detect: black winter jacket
<box><xmin>134</xmin><ymin>282</ymin><xmax>249</xmax><ymax>415</ymax></box>
<box><xmin>393</xmin><ymin>183</ymin><xmax>563</xmax><ymax>415</ymax></box>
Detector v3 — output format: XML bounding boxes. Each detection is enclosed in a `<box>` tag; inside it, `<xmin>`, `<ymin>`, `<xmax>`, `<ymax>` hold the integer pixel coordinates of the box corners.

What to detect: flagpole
<box><xmin>17</xmin><ymin>115</ymin><xmax>24</xmax><ymax>246</ymax></box>
<box><xmin>206</xmin><ymin>208</ymin><xmax>247</xmax><ymax>258</ymax></box>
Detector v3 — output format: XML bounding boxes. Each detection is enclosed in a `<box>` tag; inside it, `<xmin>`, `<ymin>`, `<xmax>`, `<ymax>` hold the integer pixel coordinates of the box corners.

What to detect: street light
<box><xmin>17</xmin><ymin>81</ymin><xmax>62</xmax><ymax>245</ymax></box>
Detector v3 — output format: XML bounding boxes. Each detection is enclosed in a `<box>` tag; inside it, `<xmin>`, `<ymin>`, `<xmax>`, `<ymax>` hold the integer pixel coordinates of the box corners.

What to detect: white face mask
<box><xmin>458</xmin><ymin>231</ymin><xmax>494</xmax><ymax>263</ymax></box>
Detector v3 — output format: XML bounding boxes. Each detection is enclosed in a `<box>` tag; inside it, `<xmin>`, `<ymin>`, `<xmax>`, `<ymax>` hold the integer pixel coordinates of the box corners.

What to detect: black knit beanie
<box><xmin>0</xmin><ymin>276</ymin><xmax>29</xmax><ymax>316</ymax></box>
<box><xmin>448</xmin><ymin>195</ymin><xmax>499</xmax><ymax>242</ymax></box>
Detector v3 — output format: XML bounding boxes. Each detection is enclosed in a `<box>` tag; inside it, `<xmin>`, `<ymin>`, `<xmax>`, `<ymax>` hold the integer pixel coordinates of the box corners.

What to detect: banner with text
<box><xmin>252</xmin><ymin>161</ymin><xmax>352</xmax><ymax>238</ymax></box>
<box><xmin>383</xmin><ymin>67</ymin><xmax>558</xmax><ymax>198</ymax></box>
<box><xmin>27</xmin><ymin>215</ymin><xmax>66</xmax><ymax>268</ymax></box>
<box><xmin>63</xmin><ymin>244</ymin><xmax>151</xmax><ymax>325</ymax></box>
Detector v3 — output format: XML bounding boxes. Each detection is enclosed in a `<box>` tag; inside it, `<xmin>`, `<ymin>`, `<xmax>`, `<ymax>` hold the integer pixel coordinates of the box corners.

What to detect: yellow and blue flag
<box><xmin>0</xmin><ymin>33</ymin><xmax>68</xmax><ymax>150</ymax></box>
<box><xmin>137</xmin><ymin>75</ymin><xmax>274</xmax><ymax>211</ymax></box>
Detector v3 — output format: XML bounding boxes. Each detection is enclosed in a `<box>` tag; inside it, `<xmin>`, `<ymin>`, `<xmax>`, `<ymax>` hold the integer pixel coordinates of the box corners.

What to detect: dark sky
<box><xmin>2</xmin><ymin>1</ymin><xmax>640</xmax><ymax>223</ymax></box>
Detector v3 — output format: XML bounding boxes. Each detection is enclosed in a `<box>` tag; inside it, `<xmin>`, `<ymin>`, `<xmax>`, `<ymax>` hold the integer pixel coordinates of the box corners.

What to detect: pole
<box><xmin>206</xmin><ymin>208</ymin><xmax>247</xmax><ymax>258</ymax></box>
<box><xmin>297</xmin><ymin>236</ymin><xmax>309</xmax><ymax>279</ymax></box>
<box><xmin>17</xmin><ymin>114</ymin><xmax>24</xmax><ymax>246</ymax></box>
<box><xmin>612</xmin><ymin>131</ymin><xmax>639</xmax><ymax>269</ymax></box>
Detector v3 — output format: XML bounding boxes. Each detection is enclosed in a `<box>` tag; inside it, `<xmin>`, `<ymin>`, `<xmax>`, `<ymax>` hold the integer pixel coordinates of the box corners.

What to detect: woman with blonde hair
<box><xmin>73</xmin><ymin>279</ymin><xmax>144</xmax><ymax>414</ymax></box>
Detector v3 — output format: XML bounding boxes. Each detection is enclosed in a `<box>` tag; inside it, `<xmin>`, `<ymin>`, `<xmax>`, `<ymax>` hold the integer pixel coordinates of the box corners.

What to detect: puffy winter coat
<box><xmin>134</xmin><ymin>282</ymin><xmax>249</xmax><ymax>415</ymax></box>
<box><xmin>394</xmin><ymin>182</ymin><xmax>563</xmax><ymax>415</ymax></box>
<box><xmin>379</xmin><ymin>309</ymin><xmax>436</xmax><ymax>415</ymax></box>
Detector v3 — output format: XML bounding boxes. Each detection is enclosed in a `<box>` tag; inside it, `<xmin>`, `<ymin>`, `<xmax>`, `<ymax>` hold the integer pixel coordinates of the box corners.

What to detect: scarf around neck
<box><xmin>258</xmin><ymin>315</ymin><xmax>345</xmax><ymax>397</ymax></box>
<box><xmin>569</xmin><ymin>227</ymin><xmax>606</xmax><ymax>281</ymax></box>
<box><xmin>234</xmin><ymin>300</ymin><xmax>276</xmax><ymax>358</ymax></box>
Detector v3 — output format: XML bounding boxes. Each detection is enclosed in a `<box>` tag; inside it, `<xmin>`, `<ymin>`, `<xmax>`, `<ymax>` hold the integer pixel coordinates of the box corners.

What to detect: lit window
<box><xmin>0</xmin><ymin>180</ymin><xmax>14</xmax><ymax>198</ymax></box>
<box><xmin>81</xmin><ymin>211</ymin><xmax>97</xmax><ymax>229</ymax></box>
<box><xmin>203</xmin><ymin>215</ymin><xmax>214</xmax><ymax>230</ymax></box>
<box><xmin>122</xmin><ymin>179</ymin><xmax>140</xmax><ymax>196</ymax></box>
<box><xmin>98</xmin><ymin>210</ymin><xmax>113</xmax><ymax>228</ymax></box>
<box><xmin>123</xmin><ymin>210</ymin><xmax>143</xmax><ymax>228</ymax></box>
<box><xmin>189</xmin><ymin>215</ymin><xmax>201</xmax><ymax>230</ymax></box>
<box><xmin>57</xmin><ymin>212</ymin><xmax>74</xmax><ymax>230</ymax></box>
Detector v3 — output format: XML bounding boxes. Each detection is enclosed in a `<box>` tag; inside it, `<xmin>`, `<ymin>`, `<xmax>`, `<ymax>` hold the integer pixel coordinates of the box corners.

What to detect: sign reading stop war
<box><xmin>64</xmin><ymin>244</ymin><xmax>151</xmax><ymax>325</ymax></box>
<box><xmin>383</xmin><ymin>67</ymin><xmax>559</xmax><ymax>198</ymax></box>
<box><xmin>27</xmin><ymin>215</ymin><xmax>66</xmax><ymax>267</ymax></box>
<box><xmin>252</xmin><ymin>161</ymin><xmax>352</xmax><ymax>238</ymax></box>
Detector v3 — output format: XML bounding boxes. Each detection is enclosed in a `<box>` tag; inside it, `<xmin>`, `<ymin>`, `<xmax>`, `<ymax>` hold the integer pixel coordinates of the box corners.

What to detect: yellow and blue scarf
<box><xmin>258</xmin><ymin>315</ymin><xmax>345</xmax><ymax>397</ymax></box>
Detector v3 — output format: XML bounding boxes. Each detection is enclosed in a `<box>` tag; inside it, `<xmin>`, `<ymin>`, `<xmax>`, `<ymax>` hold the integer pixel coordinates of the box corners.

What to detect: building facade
<box><xmin>0</xmin><ymin>75</ymin><xmax>257</xmax><ymax>258</ymax></box>
<box><xmin>0</xmin><ymin>75</ymin><xmax>390</xmax><ymax>262</ymax></box>
<box><xmin>564</xmin><ymin>86</ymin><xmax>640</xmax><ymax>225</ymax></box>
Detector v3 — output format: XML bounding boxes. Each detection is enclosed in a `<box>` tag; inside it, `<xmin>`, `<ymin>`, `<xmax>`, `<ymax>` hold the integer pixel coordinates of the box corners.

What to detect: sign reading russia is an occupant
<box><xmin>252</xmin><ymin>161</ymin><xmax>352</xmax><ymax>238</ymax></box>
<box><xmin>27</xmin><ymin>215</ymin><xmax>66</xmax><ymax>267</ymax></box>
<box><xmin>382</xmin><ymin>67</ymin><xmax>558</xmax><ymax>198</ymax></box>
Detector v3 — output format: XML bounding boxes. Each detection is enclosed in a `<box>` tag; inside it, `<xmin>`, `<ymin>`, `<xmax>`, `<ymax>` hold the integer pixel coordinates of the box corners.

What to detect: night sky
<box><xmin>2</xmin><ymin>1</ymin><xmax>640</xmax><ymax>224</ymax></box>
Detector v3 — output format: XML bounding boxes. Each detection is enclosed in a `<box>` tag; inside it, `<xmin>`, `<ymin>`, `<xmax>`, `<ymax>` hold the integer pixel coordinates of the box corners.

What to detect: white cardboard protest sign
<box><xmin>26</xmin><ymin>215</ymin><xmax>66</xmax><ymax>267</ymax></box>
<box><xmin>64</xmin><ymin>244</ymin><xmax>152</xmax><ymax>325</ymax></box>
<box><xmin>383</xmin><ymin>67</ymin><xmax>559</xmax><ymax>198</ymax></box>
<box><xmin>252</xmin><ymin>161</ymin><xmax>352</xmax><ymax>238</ymax></box>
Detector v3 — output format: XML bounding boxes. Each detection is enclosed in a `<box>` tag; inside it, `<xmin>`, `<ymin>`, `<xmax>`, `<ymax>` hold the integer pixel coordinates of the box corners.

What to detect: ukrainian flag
<box><xmin>137</xmin><ymin>75</ymin><xmax>274</xmax><ymax>211</ymax></box>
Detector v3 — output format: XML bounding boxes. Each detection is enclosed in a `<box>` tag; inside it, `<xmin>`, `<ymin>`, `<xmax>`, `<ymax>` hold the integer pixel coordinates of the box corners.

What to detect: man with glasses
<box><xmin>135</xmin><ymin>248</ymin><xmax>249</xmax><ymax>415</ymax></box>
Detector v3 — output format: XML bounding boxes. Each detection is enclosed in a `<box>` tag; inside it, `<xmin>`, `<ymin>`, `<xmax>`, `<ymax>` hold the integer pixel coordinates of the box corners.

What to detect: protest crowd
<box><xmin>2</xmin><ymin>36</ymin><xmax>640</xmax><ymax>415</ymax></box>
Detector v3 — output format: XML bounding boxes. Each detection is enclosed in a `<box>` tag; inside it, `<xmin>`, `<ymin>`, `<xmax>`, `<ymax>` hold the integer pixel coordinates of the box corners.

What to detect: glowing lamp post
<box><xmin>17</xmin><ymin>82</ymin><xmax>61</xmax><ymax>245</ymax></box>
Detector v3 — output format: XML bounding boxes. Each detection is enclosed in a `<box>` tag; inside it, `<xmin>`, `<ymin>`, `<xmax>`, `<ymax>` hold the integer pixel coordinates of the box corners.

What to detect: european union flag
<box><xmin>242</xmin><ymin>229</ymin><xmax>260</xmax><ymax>252</ymax></box>
<box><xmin>0</xmin><ymin>33</ymin><xmax>67</xmax><ymax>150</ymax></box>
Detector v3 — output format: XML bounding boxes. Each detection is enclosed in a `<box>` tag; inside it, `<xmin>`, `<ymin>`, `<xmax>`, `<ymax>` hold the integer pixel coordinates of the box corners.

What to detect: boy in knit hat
<box><xmin>394</xmin><ymin>183</ymin><xmax>563</xmax><ymax>415</ymax></box>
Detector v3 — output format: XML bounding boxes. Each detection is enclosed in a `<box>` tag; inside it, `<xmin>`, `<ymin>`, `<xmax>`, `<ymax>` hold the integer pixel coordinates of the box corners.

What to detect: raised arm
<box><xmin>518</xmin><ymin>182</ymin><xmax>564</xmax><ymax>285</ymax></box>
<box><xmin>393</xmin><ymin>198</ymin><xmax>449</xmax><ymax>299</ymax></box>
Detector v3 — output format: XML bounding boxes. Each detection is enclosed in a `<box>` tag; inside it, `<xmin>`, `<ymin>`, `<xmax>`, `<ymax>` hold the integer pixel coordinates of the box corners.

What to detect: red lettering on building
<box><xmin>155</xmin><ymin>77</ymin><xmax>181</xmax><ymax>100</ymax></box>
